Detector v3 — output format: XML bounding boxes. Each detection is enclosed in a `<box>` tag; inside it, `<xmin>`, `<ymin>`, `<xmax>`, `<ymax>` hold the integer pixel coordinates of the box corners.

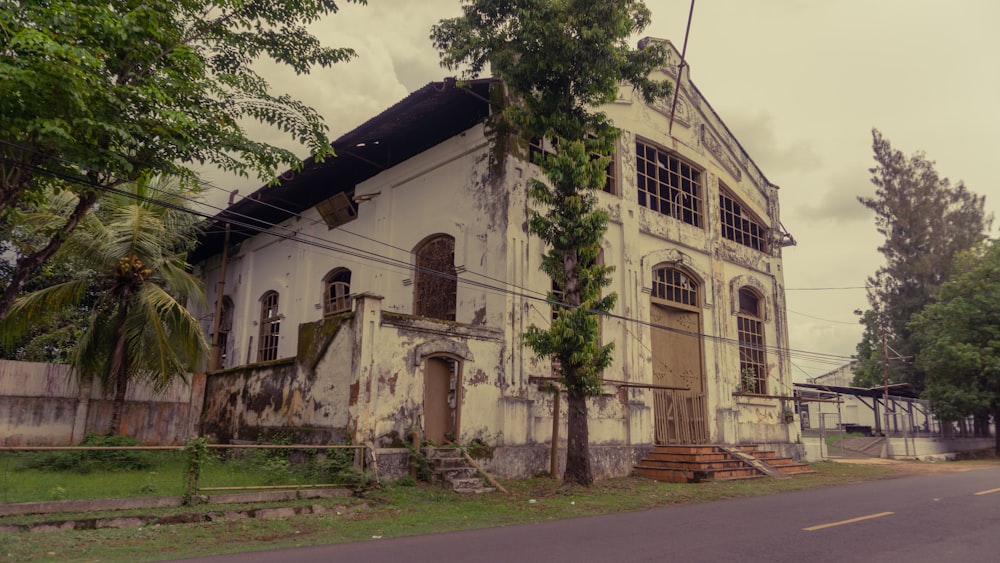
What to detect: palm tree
<box><xmin>1</xmin><ymin>176</ymin><xmax>208</xmax><ymax>435</ymax></box>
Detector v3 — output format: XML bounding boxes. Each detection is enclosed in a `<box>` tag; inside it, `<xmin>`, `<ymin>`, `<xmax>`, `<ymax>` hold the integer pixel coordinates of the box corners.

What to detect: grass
<box><xmin>0</xmin><ymin>461</ymin><xmax>901</xmax><ymax>562</ymax></box>
<box><xmin>0</xmin><ymin>448</ymin><xmax>365</xmax><ymax>504</ymax></box>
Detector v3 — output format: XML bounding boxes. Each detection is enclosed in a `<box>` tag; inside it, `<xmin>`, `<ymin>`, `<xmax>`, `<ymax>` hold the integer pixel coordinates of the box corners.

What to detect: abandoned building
<box><xmin>189</xmin><ymin>39</ymin><xmax>802</xmax><ymax>479</ymax></box>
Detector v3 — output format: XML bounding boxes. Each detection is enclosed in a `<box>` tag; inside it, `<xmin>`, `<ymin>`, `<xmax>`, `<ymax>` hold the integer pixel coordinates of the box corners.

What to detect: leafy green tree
<box><xmin>432</xmin><ymin>0</ymin><xmax>671</xmax><ymax>486</ymax></box>
<box><xmin>0</xmin><ymin>191</ymin><xmax>98</xmax><ymax>362</ymax></box>
<box><xmin>1</xmin><ymin>177</ymin><xmax>209</xmax><ymax>435</ymax></box>
<box><xmin>910</xmin><ymin>241</ymin><xmax>1000</xmax><ymax>454</ymax></box>
<box><xmin>854</xmin><ymin>129</ymin><xmax>991</xmax><ymax>391</ymax></box>
<box><xmin>0</xmin><ymin>0</ymin><xmax>365</xmax><ymax>318</ymax></box>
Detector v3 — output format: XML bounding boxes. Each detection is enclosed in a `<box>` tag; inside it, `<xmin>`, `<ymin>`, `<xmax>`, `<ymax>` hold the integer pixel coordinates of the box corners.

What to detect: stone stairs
<box><xmin>634</xmin><ymin>444</ymin><xmax>812</xmax><ymax>483</ymax></box>
<box><xmin>424</xmin><ymin>447</ymin><xmax>495</xmax><ymax>494</ymax></box>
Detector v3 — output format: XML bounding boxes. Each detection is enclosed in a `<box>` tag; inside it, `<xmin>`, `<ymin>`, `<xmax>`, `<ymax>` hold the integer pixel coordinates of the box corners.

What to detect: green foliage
<box><xmin>0</xmin><ymin>0</ymin><xmax>366</xmax><ymax>318</ymax></box>
<box><xmin>19</xmin><ymin>433</ymin><xmax>151</xmax><ymax>474</ymax></box>
<box><xmin>182</xmin><ymin>436</ymin><xmax>209</xmax><ymax>504</ymax></box>
<box><xmin>910</xmin><ymin>240</ymin><xmax>1000</xmax><ymax>432</ymax></box>
<box><xmin>405</xmin><ymin>441</ymin><xmax>433</xmax><ymax>483</ymax></box>
<box><xmin>433</xmin><ymin>0</ymin><xmax>670</xmax><ymax>486</ymax></box>
<box><xmin>856</xmin><ymin>129</ymin><xmax>992</xmax><ymax>391</ymax></box>
<box><xmin>0</xmin><ymin>176</ymin><xmax>209</xmax><ymax>434</ymax></box>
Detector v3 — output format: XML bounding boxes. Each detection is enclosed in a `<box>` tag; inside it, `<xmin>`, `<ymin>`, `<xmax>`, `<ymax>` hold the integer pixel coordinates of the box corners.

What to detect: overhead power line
<box><xmin>2</xmin><ymin>140</ymin><xmax>857</xmax><ymax>368</ymax></box>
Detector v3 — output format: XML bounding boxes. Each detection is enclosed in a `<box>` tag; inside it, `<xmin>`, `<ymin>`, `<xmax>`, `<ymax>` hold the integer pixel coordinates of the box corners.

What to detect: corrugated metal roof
<box><xmin>191</xmin><ymin>77</ymin><xmax>496</xmax><ymax>262</ymax></box>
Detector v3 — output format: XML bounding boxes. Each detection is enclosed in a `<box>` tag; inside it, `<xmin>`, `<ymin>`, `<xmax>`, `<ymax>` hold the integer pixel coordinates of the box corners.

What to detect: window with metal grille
<box><xmin>720</xmin><ymin>186</ymin><xmax>768</xmax><ymax>252</ymax></box>
<box><xmin>257</xmin><ymin>291</ymin><xmax>280</xmax><ymax>362</ymax></box>
<box><xmin>218</xmin><ymin>296</ymin><xmax>233</xmax><ymax>369</ymax></box>
<box><xmin>529</xmin><ymin>137</ymin><xmax>617</xmax><ymax>195</ymax></box>
<box><xmin>737</xmin><ymin>288</ymin><xmax>766</xmax><ymax>394</ymax></box>
<box><xmin>414</xmin><ymin>235</ymin><xmax>457</xmax><ymax>321</ymax></box>
<box><xmin>323</xmin><ymin>268</ymin><xmax>352</xmax><ymax>316</ymax></box>
<box><xmin>651</xmin><ymin>266</ymin><xmax>699</xmax><ymax>309</ymax></box>
<box><xmin>636</xmin><ymin>140</ymin><xmax>703</xmax><ymax>227</ymax></box>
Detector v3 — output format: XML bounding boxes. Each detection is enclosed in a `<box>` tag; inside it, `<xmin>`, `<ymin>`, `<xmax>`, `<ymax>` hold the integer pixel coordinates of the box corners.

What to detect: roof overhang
<box><xmin>191</xmin><ymin>77</ymin><xmax>496</xmax><ymax>263</ymax></box>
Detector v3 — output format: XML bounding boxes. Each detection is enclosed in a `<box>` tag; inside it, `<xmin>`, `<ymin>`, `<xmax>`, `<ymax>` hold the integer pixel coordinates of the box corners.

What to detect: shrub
<box><xmin>18</xmin><ymin>433</ymin><xmax>153</xmax><ymax>473</ymax></box>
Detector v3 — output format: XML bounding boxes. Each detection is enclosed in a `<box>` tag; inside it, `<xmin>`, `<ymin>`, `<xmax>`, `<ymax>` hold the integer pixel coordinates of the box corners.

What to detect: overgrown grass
<box><xmin>0</xmin><ymin>445</ymin><xmax>369</xmax><ymax>504</ymax></box>
<box><xmin>0</xmin><ymin>461</ymin><xmax>909</xmax><ymax>562</ymax></box>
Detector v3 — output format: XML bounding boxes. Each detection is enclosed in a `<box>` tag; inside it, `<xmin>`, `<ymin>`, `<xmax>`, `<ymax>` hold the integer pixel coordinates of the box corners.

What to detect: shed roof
<box><xmin>191</xmin><ymin>78</ymin><xmax>496</xmax><ymax>263</ymax></box>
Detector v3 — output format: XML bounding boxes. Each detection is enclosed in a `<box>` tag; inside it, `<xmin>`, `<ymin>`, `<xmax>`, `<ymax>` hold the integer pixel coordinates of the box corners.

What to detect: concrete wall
<box><xmin>191</xmin><ymin>41</ymin><xmax>798</xmax><ymax>477</ymax></box>
<box><xmin>0</xmin><ymin>360</ymin><xmax>204</xmax><ymax>446</ymax></box>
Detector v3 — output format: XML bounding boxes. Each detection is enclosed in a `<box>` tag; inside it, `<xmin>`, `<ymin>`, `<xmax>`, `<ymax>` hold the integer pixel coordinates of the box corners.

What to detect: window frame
<box><xmin>257</xmin><ymin>290</ymin><xmax>280</xmax><ymax>362</ymax></box>
<box><xmin>323</xmin><ymin>268</ymin><xmax>352</xmax><ymax>316</ymax></box>
<box><xmin>736</xmin><ymin>287</ymin><xmax>767</xmax><ymax>394</ymax></box>
<box><xmin>719</xmin><ymin>185</ymin><xmax>769</xmax><ymax>252</ymax></box>
<box><xmin>413</xmin><ymin>235</ymin><xmax>457</xmax><ymax>321</ymax></box>
<box><xmin>636</xmin><ymin>138</ymin><xmax>704</xmax><ymax>227</ymax></box>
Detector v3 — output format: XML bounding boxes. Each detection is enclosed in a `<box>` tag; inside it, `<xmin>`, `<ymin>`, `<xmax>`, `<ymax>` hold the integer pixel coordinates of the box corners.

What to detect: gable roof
<box><xmin>191</xmin><ymin>77</ymin><xmax>496</xmax><ymax>263</ymax></box>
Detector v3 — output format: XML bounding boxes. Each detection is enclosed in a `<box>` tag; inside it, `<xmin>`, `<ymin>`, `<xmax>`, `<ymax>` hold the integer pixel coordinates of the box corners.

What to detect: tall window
<box><xmin>414</xmin><ymin>235</ymin><xmax>457</xmax><ymax>321</ymax></box>
<box><xmin>258</xmin><ymin>291</ymin><xmax>280</xmax><ymax>362</ymax></box>
<box><xmin>720</xmin><ymin>186</ymin><xmax>769</xmax><ymax>252</ymax></box>
<box><xmin>323</xmin><ymin>268</ymin><xmax>352</xmax><ymax>316</ymax></box>
<box><xmin>636</xmin><ymin>140</ymin><xmax>703</xmax><ymax>227</ymax></box>
<box><xmin>737</xmin><ymin>288</ymin><xmax>767</xmax><ymax>394</ymax></box>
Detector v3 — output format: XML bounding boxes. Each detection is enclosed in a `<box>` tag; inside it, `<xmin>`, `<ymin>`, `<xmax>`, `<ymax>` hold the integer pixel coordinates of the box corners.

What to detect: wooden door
<box><xmin>651</xmin><ymin>303</ymin><xmax>707</xmax><ymax>444</ymax></box>
<box><xmin>423</xmin><ymin>357</ymin><xmax>459</xmax><ymax>443</ymax></box>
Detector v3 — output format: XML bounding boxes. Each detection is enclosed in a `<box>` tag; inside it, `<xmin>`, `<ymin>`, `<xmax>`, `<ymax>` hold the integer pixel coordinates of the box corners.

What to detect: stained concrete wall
<box><xmin>191</xmin><ymin>40</ymin><xmax>798</xmax><ymax>476</ymax></box>
<box><xmin>0</xmin><ymin>360</ymin><xmax>204</xmax><ymax>446</ymax></box>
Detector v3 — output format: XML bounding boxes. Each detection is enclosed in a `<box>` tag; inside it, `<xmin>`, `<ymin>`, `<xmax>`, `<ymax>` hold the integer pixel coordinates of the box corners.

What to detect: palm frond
<box><xmin>1</xmin><ymin>280</ymin><xmax>93</xmax><ymax>347</ymax></box>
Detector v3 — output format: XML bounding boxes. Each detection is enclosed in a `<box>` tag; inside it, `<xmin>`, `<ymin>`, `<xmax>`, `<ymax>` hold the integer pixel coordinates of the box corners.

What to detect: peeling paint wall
<box><xmin>191</xmin><ymin>41</ymin><xmax>798</xmax><ymax>476</ymax></box>
<box><xmin>0</xmin><ymin>360</ymin><xmax>204</xmax><ymax>446</ymax></box>
<box><xmin>201</xmin><ymin>315</ymin><xmax>355</xmax><ymax>444</ymax></box>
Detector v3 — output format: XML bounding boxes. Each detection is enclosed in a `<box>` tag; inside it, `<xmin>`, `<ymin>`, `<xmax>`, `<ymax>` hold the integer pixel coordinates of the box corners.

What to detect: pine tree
<box><xmin>854</xmin><ymin>129</ymin><xmax>991</xmax><ymax>390</ymax></box>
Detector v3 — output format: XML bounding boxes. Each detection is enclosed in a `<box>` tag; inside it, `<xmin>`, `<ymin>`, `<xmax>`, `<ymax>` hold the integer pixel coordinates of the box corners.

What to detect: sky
<box><xmin>199</xmin><ymin>0</ymin><xmax>1000</xmax><ymax>381</ymax></box>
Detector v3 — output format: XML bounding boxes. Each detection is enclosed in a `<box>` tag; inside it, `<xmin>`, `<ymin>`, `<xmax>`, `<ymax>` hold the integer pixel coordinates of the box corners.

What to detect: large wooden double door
<box><xmin>650</xmin><ymin>303</ymin><xmax>708</xmax><ymax>444</ymax></box>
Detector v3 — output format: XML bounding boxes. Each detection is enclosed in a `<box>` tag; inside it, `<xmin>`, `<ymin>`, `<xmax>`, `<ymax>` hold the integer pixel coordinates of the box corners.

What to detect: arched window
<box><xmin>414</xmin><ymin>235</ymin><xmax>456</xmax><ymax>321</ymax></box>
<box><xmin>323</xmin><ymin>268</ymin><xmax>352</xmax><ymax>316</ymax></box>
<box><xmin>651</xmin><ymin>266</ymin><xmax>699</xmax><ymax>310</ymax></box>
<box><xmin>737</xmin><ymin>288</ymin><xmax>767</xmax><ymax>394</ymax></box>
<box><xmin>258</xmin><ymin>291</ymin><xmax>280</xmax><ymax>362</ymax></box>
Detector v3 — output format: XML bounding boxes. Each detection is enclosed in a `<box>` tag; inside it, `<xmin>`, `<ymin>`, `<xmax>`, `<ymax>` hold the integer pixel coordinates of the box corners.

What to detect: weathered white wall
<box><xmin>0</xmin><ymin>360</ymin><xmax>204</xmax><ymax>446</ymax></box>
<box><xmin>193</xmin><ymin>41</ymin><xmax>799</xmax><ymax>474</ymax></box>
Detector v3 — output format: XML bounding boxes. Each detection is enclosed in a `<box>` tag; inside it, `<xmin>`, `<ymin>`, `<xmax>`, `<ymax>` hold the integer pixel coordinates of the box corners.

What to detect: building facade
<box><xmin>190</xmin><ymin>39</ymin><xmax>802</xmax><ymax>478</ymax></box>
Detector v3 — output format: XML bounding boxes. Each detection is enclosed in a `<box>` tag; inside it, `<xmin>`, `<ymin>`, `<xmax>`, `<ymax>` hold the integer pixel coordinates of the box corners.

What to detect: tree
<box><xmin>1</xmin><ymin>177</ymin><xmax>208</xmax><ymax>435</ymax></box>
<box><xmin>0</xmin><ymin>0</ymin><xmax>365</xmax><ymax>319</ymax></box>
<box><xmin>853</xmin><ymin>129</ymin><xmax>991</xmax><ymax>390</ymax></box>
<box><xmin>910</xmin><ymin>241</ymin><xmax>1000</xmax><ymax>455</ymax></box>
<box><xmin>432</xmin><ymin>0</ymin><xmax>671</xmax><ymax>486</ymax></box>
<box><xmin>0</xmin><ymin>190</ymin><xmax>98</xmax><ymax>362</ymax></box>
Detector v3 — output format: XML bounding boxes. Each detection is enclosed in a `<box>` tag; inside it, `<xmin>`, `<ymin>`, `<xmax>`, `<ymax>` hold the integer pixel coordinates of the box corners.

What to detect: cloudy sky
<box><xmin>201</xmin><ymin>0</ymin><xmax>1000</xmax><ymax>381</ymax></box>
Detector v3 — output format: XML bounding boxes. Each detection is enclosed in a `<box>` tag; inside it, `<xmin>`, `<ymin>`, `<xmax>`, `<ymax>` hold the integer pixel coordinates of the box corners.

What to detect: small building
<box><xmin>189</xmin><ymin>39</ymin><xmax>801</xmax><ymax>478</ymax></box>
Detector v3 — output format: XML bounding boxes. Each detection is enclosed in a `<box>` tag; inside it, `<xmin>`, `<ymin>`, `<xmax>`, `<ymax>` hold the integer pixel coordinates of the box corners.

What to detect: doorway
<box><xmin>423</xmin><ymin>356</ymin><xmax>461</xmax><ymax>444</ymax></box>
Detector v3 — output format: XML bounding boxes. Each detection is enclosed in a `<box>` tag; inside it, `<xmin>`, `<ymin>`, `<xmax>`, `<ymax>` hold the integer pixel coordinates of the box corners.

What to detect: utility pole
<box><xmin>880</xmin><ymin>313</ymin><xmax>892</xmax><ymax>458</ymax></box>
<box><xmin>209</xmin><ymin>190</ymin><xmax>237</xmax><ymax>373</ymax></box>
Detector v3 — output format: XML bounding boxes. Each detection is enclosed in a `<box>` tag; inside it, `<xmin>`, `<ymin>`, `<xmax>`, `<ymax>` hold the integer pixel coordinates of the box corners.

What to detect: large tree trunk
<box><xmin>0</xmin><ymin>190</ymin><xmax>99</xmax><ymax>319</ymax></box>
<box><xmin>564</xmin><ymin>392</ymin><xmax>593</xmax><ymax>486</ymax></box>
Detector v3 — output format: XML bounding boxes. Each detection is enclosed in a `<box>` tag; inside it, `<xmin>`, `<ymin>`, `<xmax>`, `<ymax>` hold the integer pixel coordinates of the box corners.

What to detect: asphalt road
<box><xmin>184</xmin><ymin>467</ymin><xmax>1000</xmax><ymax>563</ymax></box>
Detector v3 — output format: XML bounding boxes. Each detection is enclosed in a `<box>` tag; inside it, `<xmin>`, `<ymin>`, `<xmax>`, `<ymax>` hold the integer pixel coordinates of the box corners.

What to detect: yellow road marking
<box><xmin>974</xmin><ymin>488</ymin><xmax>1000</xmax><ymax>496</ymax></box>
<box><xmin>803</xmin><ymin>511</ymin><xmax>894</xmax><ymax>532</ymax></box>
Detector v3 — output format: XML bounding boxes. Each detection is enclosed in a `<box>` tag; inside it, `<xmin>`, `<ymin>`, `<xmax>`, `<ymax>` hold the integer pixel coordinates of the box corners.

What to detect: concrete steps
<box><xmin>424</xmin><ymin>447</ymin><xmax>495</xmax><ymax>494</ymax></box>
<box><xmin>634</xmin><ymin>444</ymin><xmax>812</xmax><ymax>483</ymax></box>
